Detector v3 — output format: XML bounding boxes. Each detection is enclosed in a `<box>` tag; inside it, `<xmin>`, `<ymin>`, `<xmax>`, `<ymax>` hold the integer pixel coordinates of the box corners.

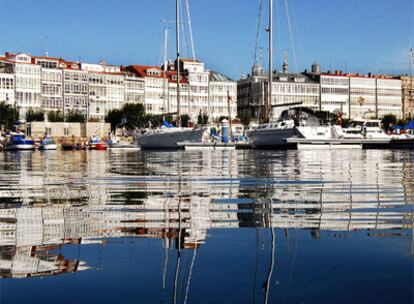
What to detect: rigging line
<box><xmin>183</xmin><ymin>247</ymin><xmax>198</xmax><ymax>304</ymax></box>
<box><xmin>274</xmin><ymin>0</ymin><xmax>282</xmax><ymax>68</ymax></box>
<box><xmin>253</xmin><ymin>0</ymin><xmax>263</xmax><ymax>65</ymax></box>
<box><xmin>253</xmin><ymin>228</ymin><xmax>260</xmax><ymax>304</ymax></box>
<box><xmin>180</xmin><ymin>0</ymin><xmax>190</xmax><ymax>59</ymax></box>
<box><xmin>284</xmin><ymin>0</ymin><xmax>298</xmax><ymax>72</ymax></box>
<box><xmin>412</xmin><ymin>0</ymin><xmax>414</xmax><ymax>47</ymax></box>
<box><xmin>185</xmin><ymin>0</ymin><xmax>196</xmax><ymax>60</ymax></box>
<box><xmin>282</xmin><ymin>229</ymin><xmax>300</xmax><ymax>304</ymax></box>
<box><xmin>183</xmin><ymin>0</ymin><xmax>191</xmax><ymax>59</ymax></box>
<box><xmin>289</xmin><ymin>0</ymin><xmax>304</xmax><ymax>57</ymax></box>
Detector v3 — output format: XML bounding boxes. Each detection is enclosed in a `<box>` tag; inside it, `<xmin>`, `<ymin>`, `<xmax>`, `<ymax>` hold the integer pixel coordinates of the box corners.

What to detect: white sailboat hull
<box><xmin>138</xmin><ymin>128</ymin><xmax>204</xmax><ymax>149</ymax></box>
<box><xmin>247</xmin><ymin>128</ymin><xmax>298</xmax><ymax>149</ymax></box>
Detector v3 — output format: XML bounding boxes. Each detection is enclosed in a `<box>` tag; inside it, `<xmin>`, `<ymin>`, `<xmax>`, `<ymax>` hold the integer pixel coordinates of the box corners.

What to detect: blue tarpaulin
<box><xmin>405</xmin><ymin>120</ymin><xmax>414</xmax><ymax>129</ymax></box>
<box><xmin>162</xmin><ymin>120</ymin><xmax>174</xmax><ymax>128</ymax></box>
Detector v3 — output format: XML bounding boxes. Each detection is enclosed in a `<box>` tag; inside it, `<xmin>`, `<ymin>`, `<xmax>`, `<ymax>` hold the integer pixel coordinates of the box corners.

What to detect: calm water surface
<box><xmin>0</xmin><ymin>149</ymin><xmax>412</xmax><ymax>304</ymax></box>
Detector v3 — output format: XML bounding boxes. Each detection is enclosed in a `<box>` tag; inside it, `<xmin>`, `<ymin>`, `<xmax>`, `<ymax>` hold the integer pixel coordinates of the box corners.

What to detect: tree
<box><xmin>105</xmin><ymin>109</ymin><xmax>123</xmax><ymax>130</ymax></box>
<box><xmin>198</xmin><ymin>110</ymin><xmax>208</xmax><ymax>126</ymax></box>
<box><xmin>0</xmin><ymin>101</ymin><xmax>18</xmax><ymax>130</ymax></box>
<box><xmin>197</xmin><ymin>111</ymin><xmax>203</xmax><ymax>125</ymax></box>
<box><xmin>202</xmin><ymin>113</ymin><xmax>209</xmax><ymax>125</ymax></box>
<box><xmin>47</xmin><ymin>110</ymin><xmax>64</xmax><ymax>122</ymax></box>
<box><xmin>239</xmin><ymin>113</ymin><xmax>251</xmax><ymax>127</ymax></box>
<box><xmin>122</xmin><ymin>103</ymin><xmax>146</xmax><ymax>129</ymax></box>
<box><xmin>382</xmin><ymin>114</ymin><xmax>397</xmax><ymax>131</ymax></box>
<box><xmin>65</xmin><ymin>110</ymin><xmax>85</xmax><ymax>123</ymax></box>
<box><xmin>105</xmin><ymin>103</ymin><xmax>147</xmax><ymax>130</ymax></box>
<box><xmin>180</xmin><ymin>114</ymin><xmax>190</xmax><ymax>127</ymax></box>
<box><xmin>26</xmin><ymin>108</ymin><xmax>44</xmax><ymax>122</ymax></box>
<box><xmin>218</xmin><ymin>116</ymin><xmax>228</xmax><ymax>122</ymax></box>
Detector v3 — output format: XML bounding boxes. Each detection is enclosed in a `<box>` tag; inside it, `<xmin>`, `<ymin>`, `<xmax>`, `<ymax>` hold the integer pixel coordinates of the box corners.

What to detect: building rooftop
<box><xmin>124</xmin><ymin>65</ymin><xmax>188</xmax><ymax>84</ymax></box>
<box><xmin>272</xmin><ymin>72</ymin><xmax>319</xmax><ymax>84</ymax></box>
<box><xmin>209</xmin><ymin>70</ymin><xmax>233</xmax><ymax>82</ymax></box>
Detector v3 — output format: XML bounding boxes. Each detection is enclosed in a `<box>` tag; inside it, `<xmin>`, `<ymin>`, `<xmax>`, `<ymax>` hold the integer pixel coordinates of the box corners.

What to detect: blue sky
<box><xmin>0</xmin><ymin>0</ymin><xmax>413</xmax><ymax>79</ymax></box>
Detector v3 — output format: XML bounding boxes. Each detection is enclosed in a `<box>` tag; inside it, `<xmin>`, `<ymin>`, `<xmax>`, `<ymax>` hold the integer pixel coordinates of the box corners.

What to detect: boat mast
<box><xmin>176</xmin><ymin>0</ymin><xmax>181</xmax><ymax>127</ymax></box>
<box><xmin>163</xmin><ymin>27</ymin><xmax>169</xmax><ymax>113</ymax></box>
<box><xmin>410</xmin><ymin>48</ymin><xmax>413</xmax><ymax>118</ymax></box>
<box><xmin>268</xmin><ymin>0</ymin><xmax>273</xmax><ymax>122</ymax></box>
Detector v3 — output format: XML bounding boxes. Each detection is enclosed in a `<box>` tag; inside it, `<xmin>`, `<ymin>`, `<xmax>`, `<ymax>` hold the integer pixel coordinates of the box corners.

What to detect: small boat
<box><xmin>4</xmin><ymin>134</ymin><xmax>35</xmax><ymax>151</ymax></box>
<box><xmin>88</xmin><ymin>136</ymin><xmax>107</xmax><ymax>150</ymax></box>
<box><xmin>39</xmin><ymin>137</ymin><xmax>57</xmax><ymax>150</ymax></box>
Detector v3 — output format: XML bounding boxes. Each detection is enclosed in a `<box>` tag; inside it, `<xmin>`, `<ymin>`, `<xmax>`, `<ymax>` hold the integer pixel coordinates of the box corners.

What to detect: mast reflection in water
<box><xmin>0</xmin><ymin>149</ymin><xmax>412</xmax><ymax>303</ymax></box>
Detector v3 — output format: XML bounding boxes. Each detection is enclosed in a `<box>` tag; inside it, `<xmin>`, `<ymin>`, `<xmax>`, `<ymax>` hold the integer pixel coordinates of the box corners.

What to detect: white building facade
<box><xmin>35</xmin><ymin>57</ymin><xmax>64</xmax><ymax>113</ymax></box>
<box><xmin>82</xmin><ymin>63</ymin><xmax>124</xmax><ymax>120</ymax></box>
<box><xmin>7</xmin><ymin>53</ymin><xmax>42</xmax><ymax>118</ymax></box>
<box><xmin>123</xmin><ymin>73</ymin><xmax>145</xmax><ymax>105</ymax></box>
<box><xmin>62</xmin><ymin>64</ymin><xmax>88</xmax><ymax>117</ymax></box>
<box><xmin>208</xmin><ymin>71</ymin><xmax>237</xmax><ymax>121</ymax></box>
<box><xmin>0</xmin><ymin>59</ymin><xmax>15</xmax><ymax>107</ymax></box>
<box><xmin>320</xmin><ymin>73</ymin><xmax>402</xmax><ymax>119</ymax></box>
<box><xmin>181</xmin><ymin>59</ymin><xmax>209</xmax><ymax>120</ymax></box>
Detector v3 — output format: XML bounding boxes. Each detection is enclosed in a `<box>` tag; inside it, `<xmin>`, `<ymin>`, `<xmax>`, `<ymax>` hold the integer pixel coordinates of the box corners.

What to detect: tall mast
<box><xmin>268</xmin><ymin>0</ymin><xmax>273</xmax><ymax>121</ymax></box>
<box><xmin>410</xmin><ymin>48</ymin><xmax>413</xmax><ymax>118</ymax></box>
<box><xmin>163</xmin><ymin>27</ymin><xmax>169</xmax><ymax>113</ymax></box>
<box><xmin>176</xmin><ymin>0</ymin><xmax>181</xmax><ymax>127</ymax></box>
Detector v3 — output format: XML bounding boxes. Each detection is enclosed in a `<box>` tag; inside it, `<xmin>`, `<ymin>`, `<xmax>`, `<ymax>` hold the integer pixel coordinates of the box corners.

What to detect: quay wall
<box><xmin>27</xmin><ymin>122</ymin><xmax>111</xmax><ymax>142</ymax></box>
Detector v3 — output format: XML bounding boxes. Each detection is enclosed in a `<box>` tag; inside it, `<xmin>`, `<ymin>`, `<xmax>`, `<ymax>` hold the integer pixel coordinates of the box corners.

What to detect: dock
<box><xmin>286</xmin><ymin>137</ymin><xmax>392</xmax><ymax>149</ymax></box>
<box><xmin>177</xmin><ymin>142</ymin><xmax>233</xmax><ymax>150</ymax></box>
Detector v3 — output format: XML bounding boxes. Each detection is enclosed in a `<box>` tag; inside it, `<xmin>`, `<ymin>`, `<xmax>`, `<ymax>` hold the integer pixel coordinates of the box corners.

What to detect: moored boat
<box><xmin>39</xmin><ymin>137</ymin><xmax>57</xmax><ymax>150</ymax></box>
<box><xmin>247</xmin><ymin>107</ymin><xmax>322</xmax><ymax>149</ymax></box>
<box><xmin>88</xmin><ymin>136</ymin><xmax>107</xmax><ymax>150</ymax></box>
<box><xmin>138</xmin><ymin>126</ymin><xmax>204</xmax><ymax>150</ymax></box>
<box><xmin>4</xmin><ymin>134</ymin><xmax>35</xmax><ymax>151</ymax></box>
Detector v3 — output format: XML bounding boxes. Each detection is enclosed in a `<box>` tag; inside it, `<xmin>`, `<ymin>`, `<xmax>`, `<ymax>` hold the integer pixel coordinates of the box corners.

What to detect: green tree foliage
<box><xmin>123</xmin><ymin>103</ymin><xmax>146</xmax><ymax>129</ymax></box>
<box><xmin>239</xmin><ymin>113</ymin><xmax>251</xmax><ymax>127</ymax></box>
<box><xmin>105</xmin><ymin>109</ymin><xmax>123</xmax><ymax>130</ymax></box>
<box><xmin>0</xmin><ymin>101</ymin><xmax>19</xmax><ymax>130</ymax></box>
<box><xmin>26</xmin><ymin>108</ymin><xmax>44</xmax><ymax>122</ymax></box>
<box><xmin>180</xmin><ymin>114</ymin><xmax>190</xmax><ymax>127</ymax></box>
<box><xmin>218</xmin><ymin>116</ymin><xmax>228</xmax><ymax>122</ymax></box>
<box><xmin>65</xmin><ymin>110</ymin><xmax>85</xmax><ymax>123</ymax></box>
<box><xmin>382</xmin><ymin>114</ymin><xmax>397</xmax><ymax>131</ymax></box>
<box><xmin>197</xmin><ymin>111</ymin><xmax>209</xmax><ymax>126</ymax></box>
<box><xmin>105</xmin><ymin>103</ymin><xmax>147</xmax><ymax>130</ymax></box>
<box><xmin>47</xmin><ymin>110</ymin><xmax>64</xmax><ymax>122</ymax></box>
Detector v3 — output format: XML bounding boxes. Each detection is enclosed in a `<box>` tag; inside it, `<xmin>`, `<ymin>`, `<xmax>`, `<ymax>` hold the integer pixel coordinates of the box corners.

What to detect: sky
<box><xmin>0</xmin><ymin>0</ymin><xmax>413</xmax><ymax>80</ymax></box>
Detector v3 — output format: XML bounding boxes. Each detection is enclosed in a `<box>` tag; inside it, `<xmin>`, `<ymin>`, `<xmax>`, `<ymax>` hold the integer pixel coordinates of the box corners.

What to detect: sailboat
<box><xmin>246</xmin><ymin>0</ymin><xmax>330</xmax><ymax>149</ymax></box>
<box><xmin>137</xmin><ymin>0</ymin><xmax>204</xmax><ymax>150</ymax></box>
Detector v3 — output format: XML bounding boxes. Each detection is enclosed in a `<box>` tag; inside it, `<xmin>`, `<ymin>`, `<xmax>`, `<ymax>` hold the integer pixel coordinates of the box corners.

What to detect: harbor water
<box><xmin>0</xmin><ymin>149</ymin><xmax>412</xmax><ymax>303</ymax></box>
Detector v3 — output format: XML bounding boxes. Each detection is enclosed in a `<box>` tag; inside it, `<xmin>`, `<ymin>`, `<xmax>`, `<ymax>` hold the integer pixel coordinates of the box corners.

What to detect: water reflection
<box><xmin>0</xmin><ymin>149</ymin><xmax>412</xmax><ymax>303</ymax></box>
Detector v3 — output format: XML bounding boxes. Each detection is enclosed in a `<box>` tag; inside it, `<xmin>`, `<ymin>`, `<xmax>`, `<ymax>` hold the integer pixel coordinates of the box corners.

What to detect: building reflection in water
<box><xmin>0</xmin><ymin>149</ymin><xmax>412</xmax><ymax>289</ymax></box>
